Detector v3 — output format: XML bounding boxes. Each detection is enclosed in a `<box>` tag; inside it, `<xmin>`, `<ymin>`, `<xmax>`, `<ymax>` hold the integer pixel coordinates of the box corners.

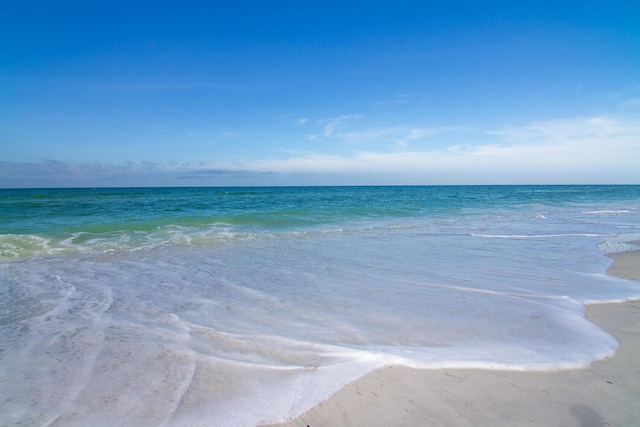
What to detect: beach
<box><xmin>275</xmin><ymin>249</ymin><xmax>640</xmax><ymax>426</ymax></box>
<box><xmin>2</xmin><ymin>186</ymin><xmax>639</xmax><ymax>426</ymax></box>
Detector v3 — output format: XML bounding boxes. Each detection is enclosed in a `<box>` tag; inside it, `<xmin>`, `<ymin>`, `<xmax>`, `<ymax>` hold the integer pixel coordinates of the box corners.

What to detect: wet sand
<box><xmin>274</xmin><ymin>250</ymin><xmax>640</xmax><ymax>426</ymax></box>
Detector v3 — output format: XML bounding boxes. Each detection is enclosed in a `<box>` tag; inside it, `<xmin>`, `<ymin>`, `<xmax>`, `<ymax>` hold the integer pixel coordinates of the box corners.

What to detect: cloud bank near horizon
<box><xmin>3</xmin><ymin>114</ymin><xmax>639</xmax><ymax>188</ymax></box>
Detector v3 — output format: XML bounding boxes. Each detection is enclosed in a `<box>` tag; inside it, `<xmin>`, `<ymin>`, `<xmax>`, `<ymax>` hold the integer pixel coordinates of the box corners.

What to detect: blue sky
<box><xmin>1</xmin><ymin>0</ymin><xmax>639</xmax><ymax>187</ymax></box>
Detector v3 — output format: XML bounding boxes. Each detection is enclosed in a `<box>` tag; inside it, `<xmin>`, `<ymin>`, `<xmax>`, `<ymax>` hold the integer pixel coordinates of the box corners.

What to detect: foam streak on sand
<box><xmin>276</xmin><ymin>248</ymin><xmax>640</xmax><ymax>427</ymax></box>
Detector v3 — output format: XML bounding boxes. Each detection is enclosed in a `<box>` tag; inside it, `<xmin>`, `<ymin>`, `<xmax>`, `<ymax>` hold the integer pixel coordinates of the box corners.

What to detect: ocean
<box><xmin>1</xmin><ymin>185</ymin><xmax>640</xmax><ymax>426</ymax></box>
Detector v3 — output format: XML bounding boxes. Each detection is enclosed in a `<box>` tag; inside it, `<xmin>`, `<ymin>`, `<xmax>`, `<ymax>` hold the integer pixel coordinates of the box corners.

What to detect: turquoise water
<box><xmin>3</xmin><ymin>185</ymin><xmax>639</xmax><ymax>258</ymax></box>
<box><xmin>1</xmin><ymin>185</ymin><xmax>640</xmax><ymax>425</ymax></box>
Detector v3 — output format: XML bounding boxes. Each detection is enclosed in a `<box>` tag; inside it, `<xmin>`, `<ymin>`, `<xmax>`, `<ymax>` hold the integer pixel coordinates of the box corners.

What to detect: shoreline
<box><xmin>273</xmin><ymin>250</ymin><xmax>640</xmax><ymax>426</ymax></box>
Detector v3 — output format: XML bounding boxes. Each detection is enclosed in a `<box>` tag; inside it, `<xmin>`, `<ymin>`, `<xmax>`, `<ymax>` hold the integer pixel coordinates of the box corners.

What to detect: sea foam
<box><xmin>1</xmin><ymin>186</ymin><xmax>640</xmax><ymax>425</ymax></box>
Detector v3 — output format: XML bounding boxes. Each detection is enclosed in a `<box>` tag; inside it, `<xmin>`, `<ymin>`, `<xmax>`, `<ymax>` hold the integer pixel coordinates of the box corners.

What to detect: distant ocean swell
<box><xmin>1</xmin><ymin>186</ymin><xmax>640</xmax><ymax>425</ymax></box>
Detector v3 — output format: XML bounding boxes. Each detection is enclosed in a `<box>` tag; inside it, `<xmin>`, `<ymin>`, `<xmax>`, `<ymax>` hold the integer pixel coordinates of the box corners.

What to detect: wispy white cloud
<box><xmin>486</xmin><ymin>116</ymin><xmax>636</xmax><ymax>141</ymax></box>
<box><xmin>246</xmin><ymin>114</ymin><xmax>640</xmax><ymax>182</ymax></box>
<box><xmin>278</xmin><ymin>114</ymin><xmax>309</xmax><ymax>126</ymax></box>
<box><xmin>221</xmin><ymin>130</ymin><xmax>243</xmax><ymax>137</ymax></box>
<box><xmin>372</xmin><ymin>93</ymin><xmax>412</xmax><ymax>106</ymax></box>
<box><xmin>316</xmin><ymin>114</ymin><xmax>364</xmax><ymax>137</ymax></box>
<box><xmin>3</xmin><ymin>115</ymin><xmax>638</xmax><ymax>187</ymax></box>
<box><xmin>339</xmin><ymin>125</ymin><xmax>463</xmax><ymax>146</ymax></box>
<box><xmin>309</xmin><ymin>113</ymin><xmax>463</xmax><ymax>146</ymax></box>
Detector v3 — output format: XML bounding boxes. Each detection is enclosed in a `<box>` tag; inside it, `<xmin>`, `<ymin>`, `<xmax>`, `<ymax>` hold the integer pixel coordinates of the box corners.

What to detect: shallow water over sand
<box><xmin>1</xmin><ymin>186</ymin><xmax>640</xmax><ymax>425</ymax></box>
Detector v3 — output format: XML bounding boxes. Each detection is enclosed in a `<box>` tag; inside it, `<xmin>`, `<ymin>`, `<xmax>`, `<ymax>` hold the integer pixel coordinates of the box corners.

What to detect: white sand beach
<box><xmin>274</xmin><ymin>250</ymin><xmax>640</xmax><ymax>426</ymax></box>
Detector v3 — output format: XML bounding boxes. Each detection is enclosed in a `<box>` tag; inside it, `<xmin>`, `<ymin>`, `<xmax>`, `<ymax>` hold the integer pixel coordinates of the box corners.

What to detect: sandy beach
<box><xmin>274</xmin><ymin>250</ymin><xmax>640</xmax><ymax>426</ymax></box>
